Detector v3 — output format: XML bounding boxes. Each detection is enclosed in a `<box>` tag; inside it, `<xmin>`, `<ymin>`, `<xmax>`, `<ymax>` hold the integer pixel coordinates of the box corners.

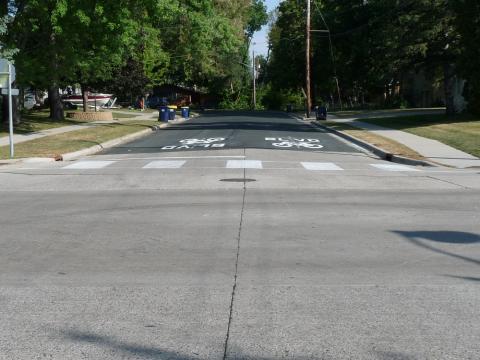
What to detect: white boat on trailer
<box><xmin>62</xmin><ymin>93</ymin><xmax>113</xmax><ymax>107</ymax></box>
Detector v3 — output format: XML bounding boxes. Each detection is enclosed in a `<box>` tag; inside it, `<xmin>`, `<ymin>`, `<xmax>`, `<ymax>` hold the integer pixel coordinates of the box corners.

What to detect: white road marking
<box><xmin>100</xmin><ymin>156</ymin><xmax>246</xmax><ymax>161</ymax></box>
<box><xmin>370</xmin><ymin>164</ymin><xmax>420</xmax><ymax>172</ymax></box>
<box><xmin>62</xmin><ymin>161</ymin><xmax>116</xmax><ymax>169</ymax></box>
<box><xmin>301</xmin><ymin>162</ymin><xmax>344</xmax><ymax>171</ymax></box>
<box><xmin>143</xmin><ymin>160</ymin><xmax>186</xmax><ymax>169</ymax></box>
<box><xmin>265</xmin><ymin>137</ymin><xmax>324</xmax><ymax>149</ymax></box>
<box><xmin>226</xmin><ymin>160</ymin><xmax>263</xmax><ymax>169</ymax></box>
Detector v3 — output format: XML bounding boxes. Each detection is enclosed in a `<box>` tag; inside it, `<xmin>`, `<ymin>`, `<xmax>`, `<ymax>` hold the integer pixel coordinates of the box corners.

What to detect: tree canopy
<box><xmin>263</xmin><ymin>0</ymin><xmax>479</xmax><ymax>115</ymax></box>
<box><xmin>1</xmin><ymin>0</ymin><xmax>268</xmax><ymax>118</ymax></box>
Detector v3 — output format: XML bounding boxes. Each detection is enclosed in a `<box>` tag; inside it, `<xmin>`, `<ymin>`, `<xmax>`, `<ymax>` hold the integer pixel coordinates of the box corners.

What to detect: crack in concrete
<box><xmin>426</xmin><ymin>175</ymin><xmax>471</xmax><ymax>190</ymax></box>
<box><xmin>223</xmin><ymin>149</ymin><xmax>247</xmax><ymax>360</ymax></box>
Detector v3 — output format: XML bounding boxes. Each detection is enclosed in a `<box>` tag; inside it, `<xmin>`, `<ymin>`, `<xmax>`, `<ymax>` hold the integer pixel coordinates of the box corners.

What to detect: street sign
<box><xmin>0</xmin><ymin>59</ymin><xmax>16</xmax><ymax>87</ymax></box>
<box><xmin>1</xmin><ymin>88</ymin><xmax>19</xmax><ymax>96</ymax></box>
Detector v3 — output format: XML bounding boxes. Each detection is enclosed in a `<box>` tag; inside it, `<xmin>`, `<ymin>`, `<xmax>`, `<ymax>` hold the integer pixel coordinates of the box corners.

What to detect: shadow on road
<box><xmin>61</xmin><ymin>329</ymin><xmax>411</xmax><ymax>359</ymax></box>
<box><xmin>392</xmin><ymin>230</ymin><xmax>480</xmax><ymax>281</ymax></box>
<box><xmin>62</xmin><ymin>329</ymin><xmax>322</xmax><ymax>360</ymax></box>
<box><xmin>63</xmin><ymin>330</ymin><xmax>193</xmax><ymax>359</ymax></box>
<box><xmin>393</xmin><ymin>231</ymin><xmax>480</xmax><ymax>245</ymax></box>
<box><xmin>372</xmin><ymin>350</ymin><xmax>418</xmax><ymax>360</ymax></box>
<box><xmin>198</xmin><ymin>110</ymin><xmax>291</xmax><ymax>119</ymax></box>
<box><xmin>165</xmin><ymin>121</ymin><xmax>320</xmax><ymax>133</ymax></box>
<box><xmin>443</xmin><ymin>275</ymin><xmax>480</xmax><ymax>282</ymax></box>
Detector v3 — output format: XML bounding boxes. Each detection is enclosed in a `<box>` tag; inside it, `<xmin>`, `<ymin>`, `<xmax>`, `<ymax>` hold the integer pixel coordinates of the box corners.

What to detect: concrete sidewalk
<box><xmin>0</xmin><ymin>112</ymin><xmax>158</xmax><ymax>147</ymax></box>
<box><xmin>0</xmin><ymin>123</ymin><xmax>98</xmax><ymax>147</ymax></box>
<box><xmin>329</xmin><ymin>113</ymin><xmax>480</xmax><ymax>168</ymax></box>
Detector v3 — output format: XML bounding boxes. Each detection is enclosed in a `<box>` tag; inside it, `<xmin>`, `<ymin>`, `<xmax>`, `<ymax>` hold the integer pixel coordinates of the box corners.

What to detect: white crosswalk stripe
<box><xmin>59</xmin><ymin>159</ymin><xmax>424</xmax><ymax>172</ymax></box>
<box><xmin>370</xmin><ymin>164</ymin><xmax>419</xmax><ymax>172</ymax></box>
<box><xmin>301</xmin><ymin>162</ymin><xmax>344</xmax><ymax>171</ymax></box>
<box><xmin>143</xmin><ymin>160</ymin><xmax>186</xmax><ymax>169</ymax></box>
<box><xmin>62</xmin><ymin>161</ymin><xmax>116</xmax><ymax>169</ymax></box>
<box><xmin>226</xmin><ymin>160</ymin><xmax>263</xmax><ymax>169</ymax></box>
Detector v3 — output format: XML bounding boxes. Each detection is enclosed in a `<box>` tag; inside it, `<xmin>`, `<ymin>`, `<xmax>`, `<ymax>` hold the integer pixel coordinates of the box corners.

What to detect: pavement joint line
<box><xmin>223</xmin><ymin>151</ymin><xmax>247</xmax><ymax>360</ymax></box>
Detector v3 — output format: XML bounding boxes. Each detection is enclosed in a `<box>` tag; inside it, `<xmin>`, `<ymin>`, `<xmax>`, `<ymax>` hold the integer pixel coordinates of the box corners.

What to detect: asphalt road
<box><xmin>1</xmin><ymin>111</ymin><xmax>479</xmax><ymax>359</ymax></box>
<box><xmin>103</xmin><ymin>111</ymin><xmax>357</xmax><ymax>154</ymax></box>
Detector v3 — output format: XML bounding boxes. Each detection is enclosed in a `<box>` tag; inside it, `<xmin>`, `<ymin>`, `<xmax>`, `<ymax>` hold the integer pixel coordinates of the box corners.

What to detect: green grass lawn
<box><xmin>111</xmin><ymin>112</ymin><xmax>142</xmax><ymax>119</ymax></box>
<box><xmin>0</xmin><ymin>109</ymin><xmax>90</xmax><ymax>137</ymax></box>
<box><xmin>323</xmin><ymin>121</ymin><xmax>424</xmax><ymax>160</ymax></box>
<box><xmin>118</xmin><ymin>108</ymin><xmax>157</xmax><ymax>113</ymax></box>
<box><xmin>360</xmin><ymin>114</ymin><xmax>480</xmax><ymax>157</ymax></box>
<box><xmin>330</xmin><ymin>108</ymin><xmax>446</xmax><ymax>118</ymax></box>
<box><xmin>0</xmin><ymin>120</ymin><xmax>157</xmax><ymax>159</ymax></box>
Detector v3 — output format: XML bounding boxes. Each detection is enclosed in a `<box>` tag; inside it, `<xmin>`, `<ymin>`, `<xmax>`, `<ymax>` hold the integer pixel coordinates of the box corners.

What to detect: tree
<box><xmin>267</xmin><ymin>0</ymin><xmax>305</xmax><ymax>91</ymax></box>
<box><xmin>246</xmin><ymin>0</ymin><xmax>268</xmax><ymax>42</ymax></box>
<box><xmin>8</xmin><ymin>0</ymin><xmax>145</xmax><ymax>118</ymax></box>
<box><xmin>453</xmin><ymin>0</ymin><xmax>480</xmax><ymax>114</ymax></box>
<box><xmin>4</xmin><ymin>0</ymin><xmax>269</xmax><ymax>117</ymax></box>
<box><xmin>0</xmin><ymin>0</ymin><xmax>20</xmax><ymax>124</ymax></box>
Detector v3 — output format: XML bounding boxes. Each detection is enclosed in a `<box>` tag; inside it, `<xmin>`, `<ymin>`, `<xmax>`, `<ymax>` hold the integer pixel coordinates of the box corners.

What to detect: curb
<box><xmin>61</xmin><ymin>115</ymin><xmax>196</xmax><ymax>161</ymax></box>
<box><xmin>310</xmin><ymin>120</ymin><xmax>435</xmax><ymax>167</ymax></box>
<box><xmin>1</xmin><ymin>114</ymin><xmax>198</xmax><ymax>164</ymax></box>
<box><xmin>60</xmin><ymin>127</ymin><xmax>154</xmax><ymax>161</ymax></box>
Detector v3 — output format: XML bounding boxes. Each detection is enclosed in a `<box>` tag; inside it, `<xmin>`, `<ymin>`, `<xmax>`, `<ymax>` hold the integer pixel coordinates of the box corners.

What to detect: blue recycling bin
<box><xmin>159</xmin><ymin>106</ymin><xmax>169</xmax><ymax>122</ymax></box>
<box><xmin>181</xmin><ymin>107</ymin><xmax>190</xmax><ymax>118</ymax></box>
<box><xmin>168</xmin><ymin>108</ymin><xmax>176</xmax><ymax>121</ymax></box>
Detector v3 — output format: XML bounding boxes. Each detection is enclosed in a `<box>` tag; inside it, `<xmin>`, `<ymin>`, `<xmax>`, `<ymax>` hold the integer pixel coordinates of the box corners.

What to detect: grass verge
<box><xmin>359</xmin><ymin>114</ymin><xmax>480</xmax><ymax>157</ymax></box>
<box><xmin>0</xmin><ymin>109</ymin><xmax>97</xmax><ymax>137</ymax></box>
<box><xmin>330</xmin><ymin>108</ymin><xmax>445</xmax><ymax>118</ymax></box>
<box><xmin>322</xmin><ymin>121</ymin><xmax>425</xmax><ymax>160</ymax></box>
<box><xmin>111</xmin><ymin>112</ymin><xmax>143</xmax><ymax>119</ymax></box>
<box><xmin>0</xmin><ymin>120</ymin><xmax>157</xmax><ymax>159</ymax></box>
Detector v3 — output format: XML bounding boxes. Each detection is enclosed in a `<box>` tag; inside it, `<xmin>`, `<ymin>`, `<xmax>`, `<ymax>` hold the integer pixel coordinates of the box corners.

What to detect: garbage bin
<box><xmin>181</xmin><ymin>107</ymin><xmax>190</xmax><ymax>118</ymax></box>
<box><xmin>168</xmin><ymin>108</ymin><xmax>176</xmax><ymax>121</ymax></box>
<box><xmin>316</xmin><ymin>106</ymin><xmax>327</xmax><ymax>120</ymax></box>
<box><xmin>159</xmin><ymin>106</ymin><xmax>169</xmax><ymax>122</ymax></box>
<box><xmin>286</xmin><ymin>104</ymin><xmax>293</xmax><ymax>112</ymax></box>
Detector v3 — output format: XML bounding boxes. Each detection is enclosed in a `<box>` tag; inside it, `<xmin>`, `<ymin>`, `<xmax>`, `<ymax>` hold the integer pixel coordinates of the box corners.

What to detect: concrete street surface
<box><xmin>1</xmin><ymin>111</ymin><xmax>479</xmax><ymax>359</ymax></box>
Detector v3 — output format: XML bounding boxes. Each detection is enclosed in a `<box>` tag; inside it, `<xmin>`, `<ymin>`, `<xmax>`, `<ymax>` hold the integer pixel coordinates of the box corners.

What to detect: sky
<box><xmin>251</xmin><ymin>0</ymin><xmax>281</xmax><ymax>57</ymax></box>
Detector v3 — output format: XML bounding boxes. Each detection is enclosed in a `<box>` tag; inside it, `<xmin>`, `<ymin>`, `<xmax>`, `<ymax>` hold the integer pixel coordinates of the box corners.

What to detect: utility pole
<box><xmin>305</xmin><ymin>0</ymin><xmax>312</xmax><ymax>118</ymax></box>
<box><xmin>252</xmin><ymin>48</ymin><xmax>256</xmax><ymax>110</ymax></box>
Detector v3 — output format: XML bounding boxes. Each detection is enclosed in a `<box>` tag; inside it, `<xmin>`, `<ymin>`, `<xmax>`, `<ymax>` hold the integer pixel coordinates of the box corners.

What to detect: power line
<box><xmin>312</xmin><ymin>0</ymin><xmax>342</xmax><ymax>109</ymax></box>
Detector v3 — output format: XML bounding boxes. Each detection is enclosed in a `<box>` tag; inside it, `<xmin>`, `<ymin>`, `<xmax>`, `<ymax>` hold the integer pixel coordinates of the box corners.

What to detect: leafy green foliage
<box><xmin>453</xmin><ymin>0</ymin><xmax>480</xmax><ymax>114</ymax></box>
<box><xmin>2</xmin><ymin>0</ymin><xmax>268</xmax><ymax>115</ymax></box>
<box><xmin>266</xmin><ymin>0</ymin><xmax>475</xmax><ymax>115</ymax></box>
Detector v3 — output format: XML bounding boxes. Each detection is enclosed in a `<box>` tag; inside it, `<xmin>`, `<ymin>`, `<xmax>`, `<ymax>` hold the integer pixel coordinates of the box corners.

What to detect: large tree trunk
<box><xmin>443</xmin><ymin>63</ymin><xmax>456</xmax><ymax>117</ymax></box>
<box><xmin>81</xmin><ymin>84</ymin><xmax>88</xmax><ymax>112</ymax></box>
<box><xmin>48</xmin><ymin>86</ymin><xmax>64</xmax><ymax>120</ymax></box>
<box><xmin>2</xmin><ymin>84</ymin><xmax>21</xmax><ymax>125</ymax></box>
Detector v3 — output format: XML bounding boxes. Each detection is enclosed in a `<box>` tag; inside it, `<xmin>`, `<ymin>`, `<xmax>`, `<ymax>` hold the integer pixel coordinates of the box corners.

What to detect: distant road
<box><xmin>103</xmin><ymin>110</ymin><xmax>359</xmax><ymax>154</ymax></box>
